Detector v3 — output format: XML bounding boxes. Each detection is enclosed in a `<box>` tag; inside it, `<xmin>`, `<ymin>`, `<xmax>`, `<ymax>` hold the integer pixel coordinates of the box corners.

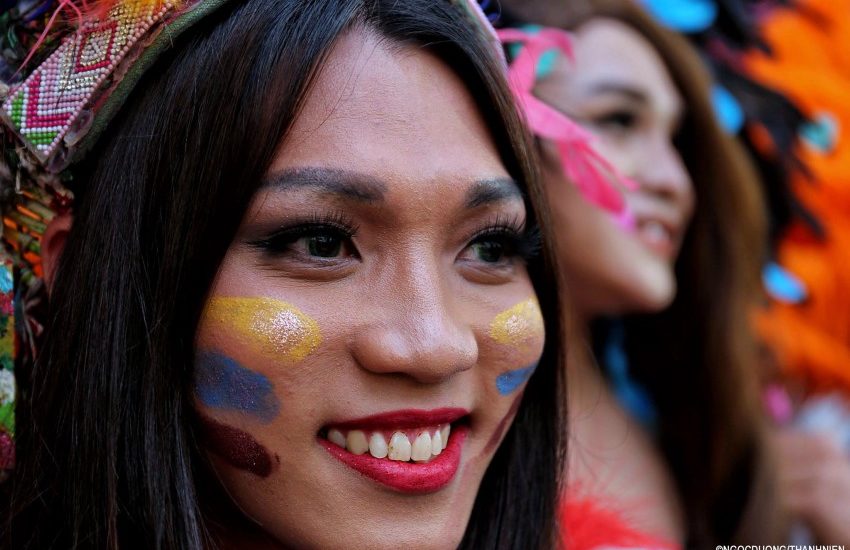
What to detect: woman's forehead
<box><xmin>566</xmin><ymin>19</ymin><xmax>683</xmax><ymax>117</ymax></box>
<box><xmin>270</xmin><ymin>28</ymin><xmax>513</xmax><ymax>199</ymax></box>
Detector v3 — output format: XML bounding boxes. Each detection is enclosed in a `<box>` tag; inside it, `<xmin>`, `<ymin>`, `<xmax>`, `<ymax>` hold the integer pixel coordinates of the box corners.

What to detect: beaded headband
<box><xmin>0</xmin><ymin>0</ymin><xmax>239</xmax><ymax>479</ymax></box>
<box><xmin>0</xmin><ymin>0</ymin><xmax>521</xmax><ymax>481</ymax></box>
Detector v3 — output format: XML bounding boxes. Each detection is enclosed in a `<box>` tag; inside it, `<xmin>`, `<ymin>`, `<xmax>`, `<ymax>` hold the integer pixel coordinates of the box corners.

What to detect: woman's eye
<box><xmin>593</xmin><ymin>110</ymin><xmax>638</xmax><ymax>132</ymax></box>
<box><xmin>304</xmin><ymin>234</ymin><xmax>344</xmax><ymax>258</ymax></box>
<box><xmin>461</xmin><ymin>228</ymin><xmax>530</xmax><ymax>267</ymax></box>
<box><xmin>470</xmin><ymin>240</ymin><xmax>507</xmax><ymax>263</ymax></box>
<box><xmin>251</xmin><ymin>223</ymin><xmax>357</xmax><ymax>261</ymax></box>
<box><xmin>460</xmin><ymin>223</ymin><xmax>540</xmax><ymax>270</ymax></box>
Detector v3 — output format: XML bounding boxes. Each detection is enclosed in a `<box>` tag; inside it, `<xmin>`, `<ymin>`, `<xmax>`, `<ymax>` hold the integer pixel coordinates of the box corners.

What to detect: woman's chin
<box><xmin>260</xmin><ymin>506</ymin><xmax>467</xmax><ymax>550</ymax></box>
<box><xmin>573</xmin><ymin>268</ymin><xmax>677</xmax><ymax>318</ymax></box>
<box><xmin>627</xmin><ymin>274</ymin><xmax>677</xmax><ymax>313</ymax></box>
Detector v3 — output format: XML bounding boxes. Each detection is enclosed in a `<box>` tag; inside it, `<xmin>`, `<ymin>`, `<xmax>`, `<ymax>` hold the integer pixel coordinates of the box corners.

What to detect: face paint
<box><xmin>199</xmin><ymin>415</ymin><xmax>276</xmax><ymax>478</ymax></box>
<box><xmin>495</xmin><ymin>363</ymin><xmax>538</xmax><ymax>396</ymax></box>
<box><xmin>489</xmin><ymin>298</ymin><xmax>544</xmax><ymax>351</ymax></box>
<box><xmin>203</xmin><ymin>297</ymin><xmax>321</xmax><ymax>362</ymax></box>
<box><xmin>195</xmin><ymin>351</ymin><xmax>280</xmax><ymax>423</ymax></box>
<box><xmin>482</xmin><ymin>393</ymin><xmax>524</xmax><ymax>456</ymax></box>
<box><xmin>489</xmin><ymin>298</ymin><xmax>545</xmax><ymax>394</ymax></box>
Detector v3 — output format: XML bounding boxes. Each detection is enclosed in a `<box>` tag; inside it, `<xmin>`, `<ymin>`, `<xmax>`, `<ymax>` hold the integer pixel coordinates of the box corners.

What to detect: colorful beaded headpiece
<box><xmin>6</xmin><ymin>1</ymin><xmax>176</xmax><ymax>165</ymax></box>
<box><xmin>0</xmin><ymin>0</ymin><xmax>238</xmax><ymax>480</ymax></box>
<box><xmin>0</xmin><ymin>0</ymin><xmax>523</xmax><ymax>480</ymax></box>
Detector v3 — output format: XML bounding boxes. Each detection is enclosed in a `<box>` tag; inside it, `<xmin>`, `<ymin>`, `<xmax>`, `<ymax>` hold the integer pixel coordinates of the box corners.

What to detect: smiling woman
<box><xmin>500</xmin><ymin>0</ymin><xmax>781</xmax><ymax>546</ymax></box>
<box><xmin>0</xmin><ymin>0</ymin><xmax>565</xmax><ymax>548</ymax></box>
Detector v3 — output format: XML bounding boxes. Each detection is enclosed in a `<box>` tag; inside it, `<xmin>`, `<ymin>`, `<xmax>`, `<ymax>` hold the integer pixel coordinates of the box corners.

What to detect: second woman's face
<box><xmin>535</xmin><ymin>18</ymin><xmax>696</xmax><ymax>317</ymax></box>
<box><xmin>192</xmin><ymin>30</ymin><xmax>545</xmax><ymax>549</ymax></box>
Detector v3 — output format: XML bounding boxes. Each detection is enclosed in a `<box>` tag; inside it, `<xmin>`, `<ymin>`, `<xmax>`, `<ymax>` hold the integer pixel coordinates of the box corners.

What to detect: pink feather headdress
<box><xmin>497</xmin><ymin>26</ymin><xmax>637</xmax><ymax>226</ymax></box>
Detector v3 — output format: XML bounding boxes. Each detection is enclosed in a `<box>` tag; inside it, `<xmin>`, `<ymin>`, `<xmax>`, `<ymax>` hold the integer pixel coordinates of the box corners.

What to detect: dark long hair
<box><xmin>2</xmin><ymin>1</ymin><xmax>566</xmax><ymax>548</ymax></box>
<box><xmin>503</xmin><ymin>0</ymin><xmax>780</xmax><ymax>546</ymax></box>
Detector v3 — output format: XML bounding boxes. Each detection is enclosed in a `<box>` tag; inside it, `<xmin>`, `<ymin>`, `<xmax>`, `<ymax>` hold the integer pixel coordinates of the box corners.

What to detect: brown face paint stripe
<box><xmin>199</xmin><ymin>416</ymin><xmax>275</xmax><ymax>478</ymax></box>
<box><xmin>483</xmin><ymin>392</ymin><xmax>524</xmax><ymax>456</ymax></box>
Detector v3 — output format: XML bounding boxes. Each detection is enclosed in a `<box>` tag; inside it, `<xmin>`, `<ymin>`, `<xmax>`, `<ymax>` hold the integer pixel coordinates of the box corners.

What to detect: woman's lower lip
<box><xmin>635</xmin><ymin>226</ymin><xmax>676</xmax><ymax>258</ymax></box>
<box><xmin>639</xmin><ymin>236</ymin><xmax>675</xmax><ymax>258</ymax></box>
<box><xmin>319</xmin><ymin>426</ymin><xmax>468</xmax><ymax>494</ymax></box>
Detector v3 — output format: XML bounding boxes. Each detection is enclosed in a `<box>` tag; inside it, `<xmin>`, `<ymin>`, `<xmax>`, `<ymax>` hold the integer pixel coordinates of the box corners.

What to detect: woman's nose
<box><xmin>636</xmin><ymin>136</ymin><xmax>692</xmax><ymax>203</ymax></box>
<box><xmin>350</xmin><ymin>258</ymin><xmax>478</xmax><ymax>384</ymax></box>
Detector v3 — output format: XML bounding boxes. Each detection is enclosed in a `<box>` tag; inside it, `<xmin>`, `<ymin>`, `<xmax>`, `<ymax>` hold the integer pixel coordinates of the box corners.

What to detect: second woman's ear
<box><xmin>41</xmin><ymin>212</ymin><xmax>73</xmax><ymax>293</ymax></box>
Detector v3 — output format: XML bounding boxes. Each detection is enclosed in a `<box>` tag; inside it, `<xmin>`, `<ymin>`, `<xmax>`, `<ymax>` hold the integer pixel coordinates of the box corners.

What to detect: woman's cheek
<box><xmin>475</xmin><ymin>297</ymin><xmax>545</xmax><ymax>457</ymax></box>
<box><xmin>193</xmin><ymin>296</ymin><xmax>324</xmax><ymax>477</ymax></box>
<box><xmin>487</xmin><ymin>298</ymin><xmax>545</xmax><ymax>396</ymax></box>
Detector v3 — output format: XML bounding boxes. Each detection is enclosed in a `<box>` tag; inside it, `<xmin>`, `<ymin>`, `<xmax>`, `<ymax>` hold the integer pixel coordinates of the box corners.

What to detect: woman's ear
<box><xmin>42</xmin><ymin>212</ymin><xmax>73</xmax><ymax>293</ymax></box>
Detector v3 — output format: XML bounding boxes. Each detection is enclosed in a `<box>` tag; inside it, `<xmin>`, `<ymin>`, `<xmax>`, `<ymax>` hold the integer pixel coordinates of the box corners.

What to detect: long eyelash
<box><xmin>248</xmin><ymin>210</ymin><xmax>359</xmax><ymax>252</ymax></box>
<box><xmin>472</xmin><ymin>214</ymin><xmax>542</xmax><ymax>261</ymax></box>
<box><xmin>518</xmin><ymin>225</ymin><xmax>542</xmax><ymax>260</ymax></box>
<box><xmin>476</xmin><ymin>213</ymin><xmax>526</xmax><ymax>235</ymax></box>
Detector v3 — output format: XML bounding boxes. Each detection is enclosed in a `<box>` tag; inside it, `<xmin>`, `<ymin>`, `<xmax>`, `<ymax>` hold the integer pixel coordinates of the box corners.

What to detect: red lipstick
<box><xmin>326</xmin><ymin>408</ymin><xmax>467</xmax><ymax>431</ymax></box>
<box><xmin>319</xmin><ymin>408</ymin><xmax>469</xmax><ymax>494</ymax></box>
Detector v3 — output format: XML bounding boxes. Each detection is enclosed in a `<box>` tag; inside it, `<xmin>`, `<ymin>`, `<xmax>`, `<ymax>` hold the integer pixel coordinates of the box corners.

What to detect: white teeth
<box><xmin>431</xmin><ymin>429</ymin><xmax>443</xmax><ymax>456</ymax></box>
<box><xmin>411</xmin><ymin>432</ymin><xmax>432</xmax><ymax>462</ymax></box>
<box><xmin>346</xmin><ymin>430</ymin><xmax>369</xmax><ymax>455</ymax></box>
<box><xmin>328</xmin><ymin>424</ymin><xmax>453</xmax><ymax>461</ymax></box>
<box><xmin>328</xmin><ymin>429</ymin><xmax>346</xmax><ymax>448</ymax></box>
<box><xmin>388</xmin><ymin>432</ymin><xmax>412</xmax><ymax>461</ymax></box>
<box><xmin>369</xmin><ymin>432</ymin><xmax>388</xmax><ymax>459</ymax></box>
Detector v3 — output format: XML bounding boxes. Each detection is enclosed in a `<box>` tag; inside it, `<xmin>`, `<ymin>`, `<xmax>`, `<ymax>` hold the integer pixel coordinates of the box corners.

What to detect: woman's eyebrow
<box><xmin>585</xmin><ymin>81</ymin><xmax>648</xmax><ymax>105</ymax></box>
<box><xmin>262</xmin><ymin>167</ymin><xmax>387</xmax><ymax>202</ymax></box>
<box><xmin>464</xmin><ymin>177</ymin><xmax>523</xmax><ymax>209</ymax></box>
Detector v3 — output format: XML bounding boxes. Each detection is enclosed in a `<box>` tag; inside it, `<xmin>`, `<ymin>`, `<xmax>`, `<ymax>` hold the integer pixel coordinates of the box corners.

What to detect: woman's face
<box><xmin>193</xmin><ymin>30</ymin><xmax>545</xmax><ymax>549</ymax></box>
<box><xmin>535</xmin><ymin>18</ymin><xmax>696</xmax><ymax>317</ymax></box>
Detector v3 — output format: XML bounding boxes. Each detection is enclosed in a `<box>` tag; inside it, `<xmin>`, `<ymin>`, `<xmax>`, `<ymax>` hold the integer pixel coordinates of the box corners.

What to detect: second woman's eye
<box><xmin>592</xmin><ymin>109</ymin><xmax>639</xmax><ymax>134</ymax></box>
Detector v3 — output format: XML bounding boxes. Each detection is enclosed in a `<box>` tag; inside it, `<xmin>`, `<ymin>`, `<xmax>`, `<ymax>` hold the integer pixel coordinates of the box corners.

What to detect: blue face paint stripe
<box><xmin>495</xmin><ymin>363</ymin><xmax>538</xmax><ymax>395</ymax></box>
<box><xmin>194</xmin><ymin>351</ymin><xmax>280</xmax><ymax>423</ymax></box>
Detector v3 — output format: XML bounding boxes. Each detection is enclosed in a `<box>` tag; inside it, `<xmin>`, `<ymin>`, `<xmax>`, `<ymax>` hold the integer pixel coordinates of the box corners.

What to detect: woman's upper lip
<box><xmin>326</xmin><ymin>408</ymin><xmax>469</xmax><ymax>431</ymax></box>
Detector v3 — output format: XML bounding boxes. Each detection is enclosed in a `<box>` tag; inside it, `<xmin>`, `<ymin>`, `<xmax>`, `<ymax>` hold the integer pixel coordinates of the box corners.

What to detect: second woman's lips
<box><xmin>636</xmin><ymin>219</ymin><xmax>675</xmax><ymax>257</ymax></box>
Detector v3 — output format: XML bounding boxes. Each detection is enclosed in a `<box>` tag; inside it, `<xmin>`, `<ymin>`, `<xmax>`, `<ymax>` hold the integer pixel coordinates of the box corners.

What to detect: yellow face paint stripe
<box><xmin>489</xmin><ymin>298</ymin><xmax>544</xmax><ymax>349</ymax></box>
<box><xmin>204</xmin><ymin>297</ymin><xmax>322</xmax><ymax>363</ymax></box>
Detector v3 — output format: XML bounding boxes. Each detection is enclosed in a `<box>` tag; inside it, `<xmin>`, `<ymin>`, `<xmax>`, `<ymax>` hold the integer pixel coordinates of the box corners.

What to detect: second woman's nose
<box><xmin>636</xmin><ymin>135</ymin><xmax>693</xmax><ymax>206</ymax></box>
